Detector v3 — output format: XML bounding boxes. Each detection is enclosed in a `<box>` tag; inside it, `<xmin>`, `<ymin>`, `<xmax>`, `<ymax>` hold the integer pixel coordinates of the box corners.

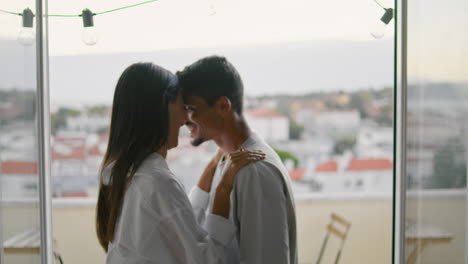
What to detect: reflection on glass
<box><xmin>405</xmin><ymin>0</ymin><xmax>468</xmax><ymax>263</ymax></box>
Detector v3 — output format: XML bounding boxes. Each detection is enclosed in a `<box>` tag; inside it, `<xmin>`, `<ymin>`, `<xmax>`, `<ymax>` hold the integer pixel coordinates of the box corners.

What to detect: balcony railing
<box><xmin>2</xmin><ymin>190</ymin><xmax>465</xmax><ymax>264</ymax></box>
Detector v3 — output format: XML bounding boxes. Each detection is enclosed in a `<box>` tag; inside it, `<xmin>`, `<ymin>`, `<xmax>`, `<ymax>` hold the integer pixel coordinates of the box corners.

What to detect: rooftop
<box><xmin>0</xmin><ymin>161</ymin><xmax>38</xmax><ymax>175</ymax></box>
<box><xmin>314</xmin><ymin>158</ymin><xmax>393</xmax><ymax>173</ymax></box>
<box><xmin>246</xmin><ymin>108</ymin><xmax>286</xmax><ymax>118</ymax></box>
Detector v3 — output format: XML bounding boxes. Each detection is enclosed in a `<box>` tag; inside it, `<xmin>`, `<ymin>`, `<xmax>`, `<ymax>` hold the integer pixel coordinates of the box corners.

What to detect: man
<box><xmin>177</xmin><ymin>55</ymin><xmax>297</xmax><ymax>264</ymax></box>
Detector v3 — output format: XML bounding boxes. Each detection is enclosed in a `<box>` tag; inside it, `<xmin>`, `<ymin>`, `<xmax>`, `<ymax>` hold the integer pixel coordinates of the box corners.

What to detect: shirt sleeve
<box><xmin>189</xmin><ymin>185</ymin><xmax>210</xmax><ymax>224</ymax></box>
<box><xmin>234</xmin><ymin>163</ymin><xmax>291</xmax><ymax>264</ymax></box>
<box><xmin>109</xmin><ymin>177</ymin><xmax>235</xmax><ymax>264</ymax></box>
<box><xmin>147</xmin><ymin>206</ymin><xmax>236</xmax><ymax>264</ymax></box>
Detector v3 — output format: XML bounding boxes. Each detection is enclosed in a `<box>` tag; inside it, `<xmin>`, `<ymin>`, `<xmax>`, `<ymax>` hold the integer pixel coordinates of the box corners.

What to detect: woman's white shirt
<box><xmin>102</xmin><ymin>153</ymin><xmax>235</xmax><ymax>264</ymax></box>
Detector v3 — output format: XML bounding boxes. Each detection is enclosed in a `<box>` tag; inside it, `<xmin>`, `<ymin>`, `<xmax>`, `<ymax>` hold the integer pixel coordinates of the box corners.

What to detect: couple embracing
<box><xmin>96</xmin><ymin>56</ymin><xmax>297</xmax><ymax>264</ymax></box>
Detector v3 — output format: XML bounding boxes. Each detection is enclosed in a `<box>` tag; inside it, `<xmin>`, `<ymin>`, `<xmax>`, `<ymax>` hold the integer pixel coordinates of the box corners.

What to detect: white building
<box><xmin>295</xmin><ymin>109</ymin><xmax>360</xmax><ymax>138</ymax></box>
<box><xmin>305</xmin><ymin>157</ymin><xmax>393</xmax><ymax>193</ymax></box>
<box><xmin>356</xmin><ymin>125</ymin><xmax>393</xmax><ymax>158</ymax></box>
<box><xmin>51</xmin><ymin>136</ymin><xmax>87</xmax><ymax>177</ymax></box>
<box><xmin>66</xmin><ymin>115</ymin><xmax>109</xmax><ymax>133</ymax></box>
<box><xmin>0</xmin><ymin>121</ymin><xmax>37</xmax><ymax>161</ymax></box>
<box><xmin>273</xmin><ymin>135</ymin><xmax>334</xmax><ymax>168</ymax></box>
<box><xmin>0</xmin><ymin>161</ymin><xmax>38</xmax><ymax>199</ymax></box>
<box><xmin>245</xmin><ymin>108</ymin><xmax>289</xmax><ymax>142</ymax></box>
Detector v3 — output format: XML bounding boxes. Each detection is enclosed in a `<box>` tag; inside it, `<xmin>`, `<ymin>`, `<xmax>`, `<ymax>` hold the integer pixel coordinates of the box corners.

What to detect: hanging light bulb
<box><xmin>195</xmin><ymin>0</ymin><xmax>216</xmax><ymax>16</ymax></box>
<box><xmin>370</xmin><ymin>8</ymin><xmax>393</xmax><ymax>39</ymax></box>
<box><xmin>81</xmin><ymin>9</ymin><xmax>97</xmax><ymax>45</ymax></box>
<box><xmin>18</xmin><ymin>8</ymin><xmax>35</xmax><ymax>46</ymax></box>
<box><xmin>207</xmin><ymin>0</ymin><xmax>216</xmax><ymax>16</ymax></box>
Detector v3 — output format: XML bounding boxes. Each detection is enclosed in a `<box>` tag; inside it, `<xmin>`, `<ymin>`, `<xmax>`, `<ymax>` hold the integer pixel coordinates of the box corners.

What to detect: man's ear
<box><xmin>216</xmin><ymin>96</ymin><xmax>232</xmax><ymax>114</ymax></box>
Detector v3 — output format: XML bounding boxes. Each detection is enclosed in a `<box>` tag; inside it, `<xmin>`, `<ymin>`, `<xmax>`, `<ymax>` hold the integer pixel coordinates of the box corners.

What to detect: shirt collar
<box><xmin>239</xmin><ymin>131</ymin><xmax>263</xmax><ymax>150</ymax></box>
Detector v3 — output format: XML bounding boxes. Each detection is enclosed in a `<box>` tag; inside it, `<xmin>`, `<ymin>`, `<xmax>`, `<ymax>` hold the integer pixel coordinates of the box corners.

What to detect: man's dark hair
<box><xmin>177</xmin><ymin>55</ymin><xmax>244</xmax><ymax>115</ymax></box>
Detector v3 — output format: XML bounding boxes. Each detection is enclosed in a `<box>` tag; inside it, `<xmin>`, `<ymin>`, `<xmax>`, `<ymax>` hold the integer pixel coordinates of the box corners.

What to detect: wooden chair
<box><xmin>316</xmin><ymin>213</ymin><xmax>352</xmax><ymax>264</ymax></box>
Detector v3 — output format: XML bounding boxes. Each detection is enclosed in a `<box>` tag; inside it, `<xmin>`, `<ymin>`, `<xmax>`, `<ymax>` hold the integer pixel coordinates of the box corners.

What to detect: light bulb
<box><xmin>18</xmin><ymin>8</ymin><xmax>35</xmax><ymax>46</ymax></box>
<box><xmin>18</xmin><ymin>27</ymin><xmax>35</xmax><ymax>46</ymax></box>
<box><xmin>370</xmin><ymin>8</ymin><xmax>393</xmax><ymax>39</ymax></box>
<box><xmin>81</xmin><ymin>8</ymin><xmax>98</xmax><ymax>46</ymax></box>
<box><xmin>207</xmin><ymin>0</ymin><xmax>216</xmax><ymax>16</ymax></box>
<box><xmin>82</xmin><ymin>27</ymin><xmax>98</xmax><ymax>46</ymax></box>
<box><xmin>198</xmin><ymin>0</ymin><xmax>216</xmax><ymax>16</ymax></box>
<box><xmin>370</xmin><ymin>21</ymin><xmax>387</xmax><ymax>39</ymax></box>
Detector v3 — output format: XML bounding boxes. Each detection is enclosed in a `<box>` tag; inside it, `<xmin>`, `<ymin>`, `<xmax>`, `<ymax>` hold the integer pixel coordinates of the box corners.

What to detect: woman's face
<box><xmin>167</xmin><ymin>93</ymin><xmax>188</xmax><ymax>150</ymax></box>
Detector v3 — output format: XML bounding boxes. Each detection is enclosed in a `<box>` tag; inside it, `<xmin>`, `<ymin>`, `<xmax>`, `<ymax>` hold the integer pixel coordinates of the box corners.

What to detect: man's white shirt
<box><xmin>189</xmin><ymin>132</ymin><xmax>298</xmax><ymax>264</ymax></box>
<box><xmin>102</xmin><ymin>152</ymin><xmax>235</xmax><ymax>264</ymax></box>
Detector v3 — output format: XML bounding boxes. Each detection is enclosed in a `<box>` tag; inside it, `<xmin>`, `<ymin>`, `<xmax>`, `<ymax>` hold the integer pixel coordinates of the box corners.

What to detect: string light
<box><xmin>81</xmin><ymin>9</ymin><xmax>97</xmax><ymax>46</ymax></box>
<box><xmin>18</xmin><ymin>8</ymin><xmax>35</xmax><ymax>46</ymax></box>
<box><xmin>370</xmin><ymin>0</ymin><xmax>394</xmax><ymax>39</ymax></box>
<box><xmin>0</xmin><ymin>0</ymin><xmax>160</xmax><ymax>46</ymax></box>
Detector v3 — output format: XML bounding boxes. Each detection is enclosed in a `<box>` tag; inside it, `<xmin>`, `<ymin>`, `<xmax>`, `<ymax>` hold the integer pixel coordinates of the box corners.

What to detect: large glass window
<box><xmin>404</xmin><ymin>0</ymin><xmax>468</xmax><ymax>263</ymax></box>
<box><xmin>0</xmin><ymin>1</ymin><xmax>41</xmax><ymax>263</ymax></box>
<box><xmin>46</xmin><ymin>1</ymin><xmax>395</xmax><ymax>263</ymax></box>
<box><xmin>0</xmin><ymin>0</ymin><xmax>397</xmax><ymax>262</ymax></box>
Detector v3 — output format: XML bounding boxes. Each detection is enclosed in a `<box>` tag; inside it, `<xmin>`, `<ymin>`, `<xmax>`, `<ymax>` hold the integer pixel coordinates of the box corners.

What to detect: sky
<box><xmin>45</xmin><ymin>39</ymin><xmax>394</xmax><ymax>105</ymax></box>
<box><xmin>1</xmin><ymin>0</ymin><xmax>468</xmax><ymax>105</ymax></box>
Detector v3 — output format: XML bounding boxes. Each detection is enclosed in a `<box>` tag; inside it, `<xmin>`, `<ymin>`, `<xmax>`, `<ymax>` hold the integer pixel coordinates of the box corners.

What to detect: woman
<box><xmin>96</xmin><ymin>62</ymin><xmax>264</xmax><ymax>263</ymax></box>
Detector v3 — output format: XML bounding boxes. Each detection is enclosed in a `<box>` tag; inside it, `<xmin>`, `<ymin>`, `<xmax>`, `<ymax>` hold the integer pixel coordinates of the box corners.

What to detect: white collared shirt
<box><xmin>189</xmin><ymin>133</ymin><xmax>298</xmax><ymax>264</ymax></box>
<box><xmin>102</xmin><ymin>152</ymin><xmax>235</xmax><ymax>264</ymax></box>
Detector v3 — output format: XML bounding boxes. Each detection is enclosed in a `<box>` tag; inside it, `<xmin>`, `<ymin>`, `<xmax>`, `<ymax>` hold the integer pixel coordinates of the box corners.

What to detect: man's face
<box><xmin>183</xmin><ymin>95</ymin><xmax>223</xmax><ymax>146</ymax></box>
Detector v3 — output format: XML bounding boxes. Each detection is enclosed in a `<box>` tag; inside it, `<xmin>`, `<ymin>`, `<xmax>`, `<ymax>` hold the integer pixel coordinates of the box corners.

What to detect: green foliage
<box><xmin>51</xmin><ymin>107</ymin><xmax>81</xmax><ymax>134</ymax></box>
<box><xmin>376</xmin><ymin>104</ymin><xmax>393</xmax><ymax>126</ymax></box>
<box><xmin>97</xmin><ymin>126</ymin><xmax>110</xmax><ymax>134</ymax></box>
<box><xmin>375</xmin><ymin>87</ymin><xmax>393</xmax><ymax>99</ymax></box>
<box><xmin>426</xmin><ymin>137</ymin><xmax>467</xmax><ymax>189</ymax></box>
<box><xmin>86</xmin><ymin>105</ymin><xmax>110</xmax><ymax>116</ymax></box>
<box><xmin>333</xmin><ymin>136</ymin><xmax>356</xmax><ymax>155</ymax></box>
<box><xmin>0</xmin><ymin>89</ymin><xmax>35</xmax><ymax>124</ymax></box>
<box><xmin>288</xmin><ymin>118</ymin><xmax>304</xmax><ymax>140</ymax></box>
<box><xmin>275</xmin><ymin>103</ymin><xmax>290</xmax><ymax>117</ymax></box>
<box><xmin>273</xmin><ymin>147</ymin><xmax>299</xmax><ymax>168</ymax></box>
<box><xmin>349</xmin><ymin>91</ymin><xmax>372</xmax><ymax>118</ymax></box>
<box><xmin>274</xmin><ymin>102</ymin><xmax>304</xmax><ymax>140</ymax></box>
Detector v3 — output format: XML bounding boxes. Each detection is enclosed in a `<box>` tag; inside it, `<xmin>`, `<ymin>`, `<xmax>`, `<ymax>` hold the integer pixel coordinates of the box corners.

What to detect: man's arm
<box><xmin>234</xmin><ymin>163</ymin><xmax>291</xmax><ymax>264</ymax></box>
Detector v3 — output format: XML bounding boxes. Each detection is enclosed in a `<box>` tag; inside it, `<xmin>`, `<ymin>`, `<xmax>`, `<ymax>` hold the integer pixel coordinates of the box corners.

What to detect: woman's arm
<box><xmin>197</xmin><ymin>149</ymin><xmax>224</xmax><ymax>192</ymax></box>
<box><xmin>110</xmin><ymin>181</ymin><xmax>235</xmax><ymax>264</ymax></box>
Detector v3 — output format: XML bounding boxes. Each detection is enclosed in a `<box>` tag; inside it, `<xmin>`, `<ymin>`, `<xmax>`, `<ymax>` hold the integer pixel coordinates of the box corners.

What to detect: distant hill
<box><xmin>1</xmin><ymin>38</ymin><xmax>395</xmax><ymax>105</ymax></box>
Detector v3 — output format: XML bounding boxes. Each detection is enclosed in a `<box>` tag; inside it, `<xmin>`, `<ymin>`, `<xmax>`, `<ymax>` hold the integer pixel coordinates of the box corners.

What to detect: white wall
<box><xmin>245</xmin><ymin>115</ymin><xmax>289</xmax><ymax>142</ymax></box>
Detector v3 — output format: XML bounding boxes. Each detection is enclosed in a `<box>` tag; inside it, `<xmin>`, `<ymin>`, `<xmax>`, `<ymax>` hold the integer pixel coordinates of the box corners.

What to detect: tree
<box><xmin>289</xmin><ymin>118</ymin><xmax>304</xmax><ymax>140</ymax></box>
<box><xmin>333</xmin><ymin>136</ymin><xmax>356</xmax><ymax>155</ymax></box>
<box><xmin>274</xmin><ymin>103</ymin><xmax>304</xmax><ymax>140</ymax></box>
<box><xmin>426</xmin><ymin>137</ymin><xmax>467</xmax><ymax>189</ymax></box>
<box><xmin>86</xmin><ymin>105</ymin><xmax>110</xmax><ymax>116</ymax></box>
<box><xmin>349</xmin><ymin>91</ymin><xmax>372</xmax><ymax>118</ymax></box>
<box><xmin>376</xmin><ymin>104</ymin><xmax>393</xmax><ymax>126</ymax></box>
<box><xmin>51</xmin><ymin>107</ymin><xmax>81</xmax><ymax>134</ymax></box>
<box><xmin>273</xmin><ymin>147</ymin><xmax>299</xmax><ymax>168</ymax></box>
<box><xmin>0</xmin><ymin>89</ymin><xmax>35</xmax><ymax>124</ymax></box>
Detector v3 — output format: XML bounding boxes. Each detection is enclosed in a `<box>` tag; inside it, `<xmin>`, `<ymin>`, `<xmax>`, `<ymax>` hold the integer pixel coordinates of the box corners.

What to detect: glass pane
<box><xmin>47</xmin><ymin>0</ymin><xmax>394</xmax><ymax>263</ymax></box>
<box><xmin>0</xmin><ymin>1</ymin><xmax>41</xmax><ymax>264</ymax></box>
<box><xmin>405</xmin><ymin>0</ymin><xmax>468</xmax><ymax>263</ymax></box>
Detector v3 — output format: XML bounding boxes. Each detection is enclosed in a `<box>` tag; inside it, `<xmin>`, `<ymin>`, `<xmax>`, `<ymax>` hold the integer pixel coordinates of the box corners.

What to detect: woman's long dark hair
<box><xmin>96</xmin><ymin>62</ymin><xmax>179</xmax><ymax>251</ymax></box>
